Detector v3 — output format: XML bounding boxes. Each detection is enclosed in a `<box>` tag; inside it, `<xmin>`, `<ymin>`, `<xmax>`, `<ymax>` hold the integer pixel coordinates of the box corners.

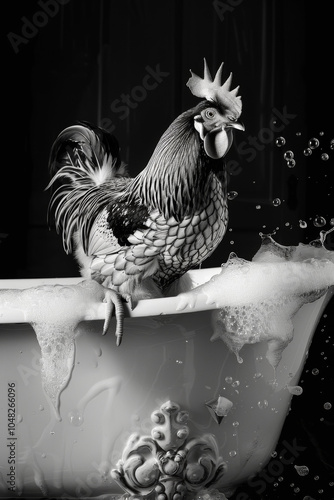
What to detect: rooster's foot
<box><xmin>102</xmin><ymin>289</ymin><xmax>125</xmax><ymax>346</ymax></box>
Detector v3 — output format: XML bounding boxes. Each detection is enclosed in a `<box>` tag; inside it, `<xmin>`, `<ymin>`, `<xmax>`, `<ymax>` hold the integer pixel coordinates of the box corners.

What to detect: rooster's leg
<box><xmin>102</xmin><ymin>289</ymin><xmax>125</xmax><ymax>346</ymax></box>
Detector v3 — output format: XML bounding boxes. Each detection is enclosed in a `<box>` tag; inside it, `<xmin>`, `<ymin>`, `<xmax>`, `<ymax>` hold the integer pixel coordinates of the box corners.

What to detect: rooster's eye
<box><xmin>204</xmin><ymin>108</ymin><xmax>217</xmax><ymax>120</ymax></box>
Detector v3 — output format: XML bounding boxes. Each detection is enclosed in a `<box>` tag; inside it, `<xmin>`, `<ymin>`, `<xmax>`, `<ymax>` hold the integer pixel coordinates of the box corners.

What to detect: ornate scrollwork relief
<box><xmin>111</xmin><ymin>401</ymin><xmax>226</xmax><ymax>500</ymax></box>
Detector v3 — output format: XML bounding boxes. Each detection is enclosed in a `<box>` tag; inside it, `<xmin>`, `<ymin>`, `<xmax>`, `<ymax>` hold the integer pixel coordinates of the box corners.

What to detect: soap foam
<box><xmin>177</xmin><ymin>234</ymin><xmax>334</xmax><ymax>369</ymax></box>
<box><xmin>1</xmin><ymin>280</ymin><xmax>108</xmax><ymax>419</ymax></box>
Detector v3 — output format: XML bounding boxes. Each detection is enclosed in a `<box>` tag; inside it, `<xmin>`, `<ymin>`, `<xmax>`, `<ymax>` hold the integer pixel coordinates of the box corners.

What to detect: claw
<box><xmin>102</xmin><ymin>289</ymin><xmax>125</xmax><ymax>346</ymax></box>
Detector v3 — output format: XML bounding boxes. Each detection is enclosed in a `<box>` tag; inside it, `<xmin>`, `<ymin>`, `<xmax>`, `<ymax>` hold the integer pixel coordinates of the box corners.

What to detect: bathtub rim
<box><xmin>0</xmin><ymin>268</ymin><xmax>220</xmax><ymax>323</ymax></box>
<box><xmin>0</xmin><ymin>270</ymin><xmax>333</xmax><ymax>324</ymax></box>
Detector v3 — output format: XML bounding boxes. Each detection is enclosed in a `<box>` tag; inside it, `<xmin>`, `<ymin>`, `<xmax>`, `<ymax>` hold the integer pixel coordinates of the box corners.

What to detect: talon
<box><xmin>103</xmin><ymin>289</ymin><xmax>125</xmax><ymax>346</ymax></box>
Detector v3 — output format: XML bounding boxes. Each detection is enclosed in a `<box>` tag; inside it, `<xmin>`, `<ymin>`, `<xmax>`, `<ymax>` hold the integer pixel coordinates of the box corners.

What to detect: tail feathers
<box><xmin>48</xmin><ymin>121</ymin><xmax>128</xmax><ymax>180</ymax></box>
<box><xmin>47</xmin><ymin>122</ymin><xmax>129</xmax><ymax>254</ymax></box>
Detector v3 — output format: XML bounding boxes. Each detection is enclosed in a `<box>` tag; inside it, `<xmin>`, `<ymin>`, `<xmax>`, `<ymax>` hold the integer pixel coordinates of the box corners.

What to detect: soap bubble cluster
<box><xmin>275</xmin><ymin>132</ymin><xmax>332</xmax><ymax>166</ymax></box>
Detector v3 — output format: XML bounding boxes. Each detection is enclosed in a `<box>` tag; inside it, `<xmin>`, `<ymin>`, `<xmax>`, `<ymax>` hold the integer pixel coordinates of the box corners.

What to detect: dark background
<box><xmin>1</xmin><ymin>1</ymin><xmax>334</xmax><ymax>499</ymax></box>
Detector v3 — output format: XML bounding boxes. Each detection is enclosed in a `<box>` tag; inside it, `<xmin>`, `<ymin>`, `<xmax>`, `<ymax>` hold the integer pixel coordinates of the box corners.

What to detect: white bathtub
<box><xmin>0</xmin><ymin>269</ymin><xmax>333</xmax><ymax>499</ymax></box>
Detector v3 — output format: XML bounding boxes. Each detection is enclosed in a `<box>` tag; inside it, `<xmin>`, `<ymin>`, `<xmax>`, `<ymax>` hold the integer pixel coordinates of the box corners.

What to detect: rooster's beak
<box><xmin>225</xmin><ymin>121</ymin><xmax>245</xmax><ymax>131</ymax></box>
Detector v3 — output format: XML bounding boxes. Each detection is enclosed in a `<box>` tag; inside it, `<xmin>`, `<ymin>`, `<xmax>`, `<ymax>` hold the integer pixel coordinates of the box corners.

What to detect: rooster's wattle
<box><xmin>47</xmin><ymin>59</ymin><xmax>244</xmax><ymax>344</ymax></box>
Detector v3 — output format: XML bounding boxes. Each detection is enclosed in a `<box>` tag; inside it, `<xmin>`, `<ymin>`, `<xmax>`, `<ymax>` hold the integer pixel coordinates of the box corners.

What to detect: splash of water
<box><xmin>177</xmin><ymin>230</ymin><xmax>334</xmax><ymax>369</ymax></box>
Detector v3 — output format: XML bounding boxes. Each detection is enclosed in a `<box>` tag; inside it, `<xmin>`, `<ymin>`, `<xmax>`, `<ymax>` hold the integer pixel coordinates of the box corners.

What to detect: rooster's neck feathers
<box><xmin>124</xmin><ymin>105</ymin><xmax>224</xmax><ymax>221</ymax></box>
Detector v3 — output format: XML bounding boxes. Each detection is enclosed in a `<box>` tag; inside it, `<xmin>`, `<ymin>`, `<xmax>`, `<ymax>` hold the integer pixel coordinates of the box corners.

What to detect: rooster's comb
<box><xmin>186</xmin><ymin>58</ymin><xmax>242</xmax><ymax>118</ymax></box>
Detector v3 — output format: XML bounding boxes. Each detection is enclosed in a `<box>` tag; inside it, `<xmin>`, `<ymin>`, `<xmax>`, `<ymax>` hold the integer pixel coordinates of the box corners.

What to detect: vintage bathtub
<box><xmin>0</xmin><ymin>245</ymin><xmax>333</xmax><ymax>499</ymax></box>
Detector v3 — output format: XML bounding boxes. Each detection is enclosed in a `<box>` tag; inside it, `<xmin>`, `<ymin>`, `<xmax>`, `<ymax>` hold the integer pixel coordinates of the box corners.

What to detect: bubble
<box><xmin>299</xmin><ymin>220</ymin><xmax>307</xmax><ymax>229</ymax></box>
<box><xmin>276</xmin><ymin>136</ymin><xmax>286</xmax><ymax>147</ymax></box>
<box><xmin>256</xmin><ymin>204</ymin><xmax>261</xmax><ymax>210</ymax></box>
<box><xmin>41</xmin><ymin>453</ymin><xmax>46</xmax><ymax>459</ymax></box>
<box><xmin>271</xmin><ymin>451</ymin><xmax>278</xmax><ymax>458</ymax></box>
<box><xmin>321</xmin><ymin>153</ymin><xmax>329</xmax><ymax>161</ymax></box>
<box><xmin>324</xmin><ymin>402</ymin><xmax>332</xmax><ymax>410</ymax></box>
<box><xmin>232</xmin><ymin>421</ymin><xmax>239</xmax><ymax>427</ymax></box>
<box><xmin>330</xmin><ymin>139</ymin><xmax>334</xmax><ymax>150</ymax></box>
<box><xmin>313</xmin><ymin>216</ymin><xmax>326</xmax><ymax>228</ymax></box>
<box><xmin>225</xmin><ymin>376</ymin><xmax>233</xmax><ymax>384</ymax></box>
<box><xmin>287</xmin><ymin>159</ymin><xmax>296</xmax><ymax>168</ymax></box>
<box><xmin>294</xmin><ymin>465</ymin><xmax>309</xmax><ymax>476</ymax></box>
<box><xmin>273</xmin><ymin>198</ymin><xmax>281</xmax><ymax>206</ymax></box>
<box><xmin>308</xmin><ymin>137</ymin><xmax>320</xmax><ymax>149</ymax></box>
<box><xmin>227</xmin><ymin>191</ymin><xmax>238</xmax><ymax>200</ymax></box>
<box><xmin>39</xmin><ymin>405</ymin><xmax>44</xmax><ymax>411</ymax></box>
<box><xmin>312</xmin><ymin>368</ymin><xmax>319</xmax><ymax>375</ymax></box>
<box><xmin>283</xmin><ymin>150</ymin><xmax>294</xmax><ymax>160</ymax></box>
<box><xmin>319</xmin><ymin>131</ymin><xmax>325</xmax><ymax>136</ymax></box>
<box><xmin>231</xmin><ymin>380</ymin><xmax>240</xmax><ymax>387</ymax></box>
<box><xmin>287</xmin><ymin>385</ymin><xmax>303</xmax><ymax>396</ymax></box>
<box><xmin>257</xmin><ymin>400</ymin><xmax>269</xmax><ymax>409</ymax></box>
<box><xmin>229</xmin><ymin>450</ymin><xmax>237</xmax><ymax>457</ymax></box>
<box><xmin>303</xmin><ymin>148</ymin><xmax>312</xmax><ymax>156</ymax></box>
<box><xmin>68</xmin><ymin>409</ymin><xmax>84</xmax><ymax>426</ymax></box>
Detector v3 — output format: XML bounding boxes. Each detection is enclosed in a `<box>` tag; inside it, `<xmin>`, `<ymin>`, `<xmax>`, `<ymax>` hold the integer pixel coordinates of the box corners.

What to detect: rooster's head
<box><xmin>187</xmin><ymin>58</ymin><xmax>244</xmax><ymax>159</ymax></box>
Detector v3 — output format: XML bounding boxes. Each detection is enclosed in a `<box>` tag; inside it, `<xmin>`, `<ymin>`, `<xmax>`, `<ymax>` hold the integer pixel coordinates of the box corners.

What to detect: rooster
<box><xmin>47</xmin><ymin>59</ymin><xmax>244</xmax><ymax>345</ymax></box>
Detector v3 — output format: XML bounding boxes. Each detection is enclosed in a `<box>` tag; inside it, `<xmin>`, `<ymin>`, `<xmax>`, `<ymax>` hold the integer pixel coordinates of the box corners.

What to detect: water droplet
<box><xmin>303</xmin><ymin>147</ymin><xmax>312</xmax><ymax>156</ymax></box>
<box><xmin>257</xmin><ymin>400</ymin><xmax>269</xmax><ymax>409</ymax></box>
<box><xmin>287</xmin><ymin>385</ymin><xmax>303</xmax><ymax>396</ymax></box>
<box><xmin>313</xmin><ymin>216</ymin><xmax>326</xmax><ymax>228</ymax></box>
<box><xmin>41</xmin><ymin>453</ymin><xmax>47</xmax><ymax>459</ymax></box>
<box><xmin>283</xmin><ymin>150</ymin><xmax>294</xmax><ymax>160</ymax></box>
<box><xmin>314</xmin><ymin>475</ymin><xmax>320</xmax><ymax>480</ymax></box>
<box><xmin>68</xmin><ymin>409</ymin><xmax>84</xmax><ymax>427</ymax></box>
<box><xmin>308</xmin><ymin>137</ymin><xmax>320</xmax><ymax>149</ymax></box>
<box><xmin>273</xmin><ymin>198</ymin><xmax>281</xmax><ymax>206</ymax></box>
<box><xmin>231</xmin><ymin>380</ymin><xmax>240</xmax><ymax>388</ymax></box>
<box><xmin>271</xmin><ymin>451</ymin><xmax>278</xmax><ymax>458</ymax></box>
<box><xmin>227</xmin><ymin>191</ymin><xmax>238</xmax><ymax>200</ymax></box>
<box><xmin>319</xmin><ymin>131</ymin><xmax>324</xmax><ymax>136</ymax></box>
<box><xmin>287</xmin><ymin>159</ymin><xmax>296</xmax><ymax>168</ymax></box>
<box><xmin>255</xmin><ymin>204</ymin><xmax>261</xmax><ymax>210</ymax></box>
<box><xmin>312</xmin><ymin>368</ymin><xmax>319</xmax><ymax>375</ymax></box>
<box><xmin>276</xmin><ymin>136</ymin><xmax>286</xmax><ymax>147</ymax></box>
<box><xmin>324</xmin><ymin>402</ymin><xmax>332</xmax><ymax>410</ymax></box>
<box><xmin>253</xmin><ymin>372</ymin><xmax>262</xmax><ymax>379</ymax></box>
<box><xmin>232</xmin><ymin>421</ymin><xmax>239</xmax><ymax>427</ymax></box>
<box><xmin>294</xmin><ymin>487</ymin><xmax>300</xmax><ymax>493</ymax></box>
<box><xmin>299</xmin><ymin>220</ymin><xmax>307</xmax><ymax>229</ymax></box>
<box><xmin>225</xmin><ymin>376</ymin><xmax>233</xmax><ymax>384</ymax></box>
<box><xmin>294</xmin><ymin>465</ymin><xmax>309</xmax><ymax>476</ymax></box>
<box><xmin>321</xmin><ymin>153</ymin><xmax>329</xmax><ymax>161</ymax></box>
<box><xmin>17</xmin><ymin>414</ymin><xmax>23</xmax><ymax>423</ymax></box>
<box><xmin>229</xmin><ymin>450</ymin><xmax>237</xmax><ymax>457</ymax></box>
